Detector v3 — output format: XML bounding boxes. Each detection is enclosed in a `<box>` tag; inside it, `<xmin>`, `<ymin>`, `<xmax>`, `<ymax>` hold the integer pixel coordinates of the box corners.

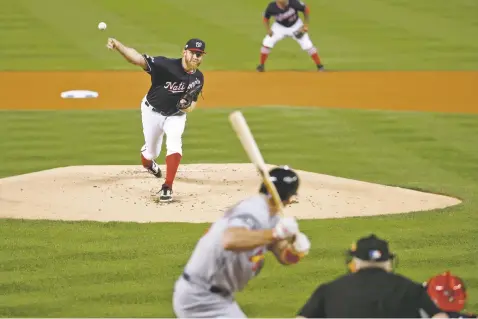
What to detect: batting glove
<box><xmin>292</xmin><ymin>232</ymin><xmax>311</xmax><ymax>255</ymax></box>
<box><xmin>272</xmin><ymin>217</ymin><xmax>299</xmax><ymax>240</ymax></box>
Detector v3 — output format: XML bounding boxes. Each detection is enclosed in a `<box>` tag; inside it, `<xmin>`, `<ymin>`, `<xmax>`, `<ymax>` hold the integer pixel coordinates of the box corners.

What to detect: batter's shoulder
<box><xmin>237</xmin><ymin>195</ymin><xmax>270</xmax><ymax>224</ymax></box>
<box><xmin>228</xmin><ymin>197</ymin><xmax>269</xmax><ymax>224</ymax></box>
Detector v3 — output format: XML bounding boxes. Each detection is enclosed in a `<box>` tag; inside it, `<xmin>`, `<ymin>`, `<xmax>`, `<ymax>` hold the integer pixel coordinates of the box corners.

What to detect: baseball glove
<box><xmin>177</xmin><ymin>84</ymin><xmax>203</xmax><ymax>110</ymax></box>
<box><xmin>293</xmin><ymin>30</ymin><xmax>305</xmax><ymax>39</ymax></box>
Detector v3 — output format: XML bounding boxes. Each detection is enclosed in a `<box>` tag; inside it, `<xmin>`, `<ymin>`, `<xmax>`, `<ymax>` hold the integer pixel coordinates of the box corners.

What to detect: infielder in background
<box><xmin>173</xmin><ymin>166</ymin><xmax>311</xmax><ymax>318</ymax></box>
<box><xmin>106</xmin><ymin>37</ymin><xmax>206</xmax><ymax>202</ymax></box>
<box><xmin>257</xmin><ymin>0</ymin><xmax>325</xmax><ymax>72</ymax></box>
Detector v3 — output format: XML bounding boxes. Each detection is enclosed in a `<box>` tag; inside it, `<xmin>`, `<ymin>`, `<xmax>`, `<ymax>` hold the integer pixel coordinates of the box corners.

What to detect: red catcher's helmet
<box><xmin>425</xmin><ymin>271</ymin><xmax>467</xmax><ymax>312</ymax></box>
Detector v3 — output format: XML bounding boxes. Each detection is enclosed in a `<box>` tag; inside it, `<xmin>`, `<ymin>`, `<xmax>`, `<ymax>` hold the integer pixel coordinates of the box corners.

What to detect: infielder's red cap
<box><xmin>185</xmin><ymin>38</ymin><xmax>206</xmax><ymax>53</ymax></box>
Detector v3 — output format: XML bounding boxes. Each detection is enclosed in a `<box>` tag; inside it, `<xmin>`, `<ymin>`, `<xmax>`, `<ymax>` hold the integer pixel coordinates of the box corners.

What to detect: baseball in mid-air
<box><xmin>98</xmin><ymin>22</ymin><xmax>107</xmax><ymax>30</ymax></box>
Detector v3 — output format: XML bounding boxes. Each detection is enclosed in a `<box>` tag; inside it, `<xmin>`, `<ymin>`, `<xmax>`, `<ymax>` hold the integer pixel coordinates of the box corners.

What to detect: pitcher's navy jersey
<box><xmin>142</xmin><ymin>55</ymin><xmax>204</xmax><ymax>116</ymax></box>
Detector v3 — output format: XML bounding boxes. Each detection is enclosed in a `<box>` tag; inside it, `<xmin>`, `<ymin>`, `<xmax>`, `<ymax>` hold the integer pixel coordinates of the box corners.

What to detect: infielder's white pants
<box><xmin>140</xmin><ymin>98</ymin><xmax>187</xmax><ymax>161</ymax></box>
<box><xmin>262</xmin><ymin>19</ymin><xmax>314</xmax><ymax>50</ymax></box>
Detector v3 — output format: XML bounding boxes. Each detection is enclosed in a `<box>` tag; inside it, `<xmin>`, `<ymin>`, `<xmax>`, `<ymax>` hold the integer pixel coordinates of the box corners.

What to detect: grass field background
<box><xmin>1</xmin><ymin>0</ymin><xmax>478</xmax><ymax>317</ymax></box>
<box><xmin>1</xmin><ymin>108</ymin><xmax>477</xmax><ymax>317</ymax></box>
<box><xmin>1</xmin><ymin>0</ymin><xmax>477</xmax><ymax>71</ymax></box>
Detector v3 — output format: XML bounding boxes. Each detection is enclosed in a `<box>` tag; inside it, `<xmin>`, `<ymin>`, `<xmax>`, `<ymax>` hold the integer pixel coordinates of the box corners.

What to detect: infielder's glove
<box><xmin>293</xmin><ymin>30</ymin><xmax>305</xmax><ymax>39</ymax></box>
<box><xmin>177</xmin><ymin>84</ymin><xmax>203</xmax><ymax>110</ymax></box>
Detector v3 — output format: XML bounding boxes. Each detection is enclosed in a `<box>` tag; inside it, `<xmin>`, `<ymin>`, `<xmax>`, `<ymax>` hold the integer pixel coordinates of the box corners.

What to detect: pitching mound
<box><xmin>0</xmin><ymin>164</ymin><xmax>461</xmax><ymax>223</ymax></box>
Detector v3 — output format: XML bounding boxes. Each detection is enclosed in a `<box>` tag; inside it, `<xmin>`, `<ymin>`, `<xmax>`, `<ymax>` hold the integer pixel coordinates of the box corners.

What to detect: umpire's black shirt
<box><xmin>142</xmin><ymin>54</ymin><xmax>204</xmax><ymax>116</ymax></box>
<box><xmin>297</xmin><ymin>268</ymin><xmax>443</xmax><ymax>318</ymax></box>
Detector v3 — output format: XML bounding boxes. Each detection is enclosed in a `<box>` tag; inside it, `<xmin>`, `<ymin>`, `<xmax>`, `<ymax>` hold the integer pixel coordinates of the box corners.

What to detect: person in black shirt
<box><xmin>424</xmin><ymin>271</ymin><xmax>477</xmax><ymax>318</ymax></box>
<box><xmin>296</xmin><ymin>234</ymin><xmax>448</xmax><ymax>318</ymax></box>
<box><xmin>257</xmin><ymin>0</ymin><xmax>325</xmax><ymax>72</ymax></box>
<box><xmin>107</xmin><ymin>37</ymin><xmax>206</xmax><ymax>202</ymax></box>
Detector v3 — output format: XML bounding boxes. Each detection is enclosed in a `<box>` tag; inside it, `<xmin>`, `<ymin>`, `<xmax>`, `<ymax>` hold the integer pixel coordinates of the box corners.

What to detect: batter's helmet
<box><xmin>259</xmin><ymin>166</ymin><xmax>299</xmax><ymax>201</ymax></box>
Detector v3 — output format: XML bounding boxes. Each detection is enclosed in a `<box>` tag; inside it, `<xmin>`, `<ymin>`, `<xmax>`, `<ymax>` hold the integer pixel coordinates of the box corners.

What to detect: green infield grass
<box><xmin>0</xmin><ymin>0</ymin><xmax>477</xmax><ymax>71</ymax></box>
<box><xmin>0</xmin><ymin>107</ymin><xmax>477</xmax><ymax>317</ymax></box>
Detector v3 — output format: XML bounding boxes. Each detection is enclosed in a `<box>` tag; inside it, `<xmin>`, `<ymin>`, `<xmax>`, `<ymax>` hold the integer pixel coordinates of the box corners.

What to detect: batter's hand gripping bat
<box><xmin>228</xmin><ymin>111</ymin><xmax>284</xmax><ymax>215</ymax></box>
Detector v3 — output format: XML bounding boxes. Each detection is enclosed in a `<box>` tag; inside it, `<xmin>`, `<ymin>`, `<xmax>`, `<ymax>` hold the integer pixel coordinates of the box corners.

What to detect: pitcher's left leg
<box><xmin>159</xmin><ymin>114</ymin><xmax>187</xmax><ymax>202</ymax></box>
<box><xmin>140</xmin><ymin>100</ymin><xmax>166</xmax><ymax>178</ymax></box>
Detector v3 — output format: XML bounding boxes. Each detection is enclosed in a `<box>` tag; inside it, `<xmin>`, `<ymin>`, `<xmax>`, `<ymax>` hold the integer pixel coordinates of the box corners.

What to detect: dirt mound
<box><xmin>0</xmin><ymin>164</ymin><xmax>461</xmax><ymax>223</ymax></box>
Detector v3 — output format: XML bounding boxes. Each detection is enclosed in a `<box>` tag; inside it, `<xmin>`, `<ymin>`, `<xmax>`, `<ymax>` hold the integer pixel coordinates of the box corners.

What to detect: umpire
<box><xmin>296</xmin><ymin>234</ymin><xmax>449</xmax><ymax>318</ymax></box>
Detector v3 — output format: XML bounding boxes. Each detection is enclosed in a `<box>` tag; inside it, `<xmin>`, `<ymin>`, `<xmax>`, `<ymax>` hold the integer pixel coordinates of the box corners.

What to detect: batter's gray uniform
<box><xmin>172</xmin><ymin>194</ymin><xmax>280</xmax><ymax>318</ymax></box>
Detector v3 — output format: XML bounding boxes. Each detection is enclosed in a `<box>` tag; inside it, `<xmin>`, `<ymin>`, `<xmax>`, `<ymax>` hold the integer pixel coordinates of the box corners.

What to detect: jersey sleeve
<box><xmin>297</xmin><ymin>284</ymin><xmax>327</xmax><ymax>318</ymax></box>
<box><xmin>227</xmin><ymin>214</ymin><xmax>262</xmax><ymax>230</ymax></box>
<box><xmin>292</xmin><ymin>0</ymin><xmax>307</xmax><ymax>12</ymax></box>
<box><xmin>142</xmin><ymin>54</ymin><xmax>167</xmax><ymax>74</ymax></box>
<box><xmin>263</xmin><ymin>4</ymin><xmax>272</xmax><ymax>19</ymax></box>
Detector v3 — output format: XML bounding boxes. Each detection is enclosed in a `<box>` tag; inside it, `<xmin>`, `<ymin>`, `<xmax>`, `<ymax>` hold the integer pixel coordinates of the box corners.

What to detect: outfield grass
<box><xmin>0</xmin><ymin>107</ymin><xmax>477</xmax><ymax>317</ymax></box>
<box><xmin>1</xmin><ymin>0</ymin><xmax>477</xmax><ymax>71</ymax></box>
<box><xmin>1</xmin><ymin>0</ymin><xmax>477</xmax><ymax>316</ymax></box>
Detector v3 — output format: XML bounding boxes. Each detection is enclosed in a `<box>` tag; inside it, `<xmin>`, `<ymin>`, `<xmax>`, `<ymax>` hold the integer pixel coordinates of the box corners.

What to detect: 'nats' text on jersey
<box><xmin>264</xmin><ymin>0</ymin><xmax>307</xmax><ymax>28</ymax></box>
<box><xmin>183</xmin><ymin>195</ymin><xmax>280</xmax><ymax>294</ymax></box>
<box><xmin>142</xmin><ymin>55</ymin><xmax>204</xmax><ymax>116</ymax></box>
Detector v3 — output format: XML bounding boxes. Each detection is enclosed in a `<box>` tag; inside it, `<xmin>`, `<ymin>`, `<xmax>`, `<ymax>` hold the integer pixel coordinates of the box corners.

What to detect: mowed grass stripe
<box><xmin>0</xmin><ymin>221</ymin><xmax>202</xmax><ymax>316</ymax></box>
<box><xmin>328</xmin><ymin>109</ymin><xmax>477</xmax><ymax>193</ymax></box>
<box><xmin>1</xmin><ymin>108</ymin><xmax>477</xmax><ymax>191</ymax></box>
<box><xmin>1</xmin><ymin>107</ymin><xmax>477</xmax><ymax>316</ymax></box>
<box><xmin>0</xmin><ymin>216</ymin><xmax>476</xmax><ymax>316</ymax></box>
<box><xmin>1</xmin><ymin>0</ymin><xmax>476</xmax><ymax>70</ymax></box>
<box><xmin>315</xmin><ymin>0</ymin><xmax>478</xmax><ymax>70</ymax></box>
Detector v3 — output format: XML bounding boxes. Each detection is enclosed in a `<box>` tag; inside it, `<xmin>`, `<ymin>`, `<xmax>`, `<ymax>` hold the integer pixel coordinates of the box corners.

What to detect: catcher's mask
<box><xmin>345</xmin><ymin>234</ymin><xmax>398</xmax><ymax>273</ymax></box>
<box><xmin>423</xmin><ymin>270</ymin><xmax>467</xmax><ymax>312</ymax></box>
<box><xmin>259</xmin><ymin>165</ymin><xmax>299</xmax><ymax>202</ymax></box>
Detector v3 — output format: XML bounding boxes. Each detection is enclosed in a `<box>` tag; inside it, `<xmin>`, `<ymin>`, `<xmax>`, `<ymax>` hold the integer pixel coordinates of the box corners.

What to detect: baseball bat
<box><xmin>228</xmin><ymin>111</ymin><xmax>284</xmax><ymax>215</ymax></box>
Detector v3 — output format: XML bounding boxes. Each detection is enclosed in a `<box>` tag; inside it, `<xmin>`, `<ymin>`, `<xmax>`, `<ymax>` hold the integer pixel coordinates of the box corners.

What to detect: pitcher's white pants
<box><xmin>140</xmin><ymin>98</ymin><xmax>187</xmax><ymax>161</ymax></box>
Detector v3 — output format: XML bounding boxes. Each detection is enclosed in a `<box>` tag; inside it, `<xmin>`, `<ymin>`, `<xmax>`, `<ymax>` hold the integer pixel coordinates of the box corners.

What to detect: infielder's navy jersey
<box><xmin>142</xmin><ymin>55</ymin><xmax>204</xmax><ymax>116</ymax></box>
<box><xmin>264</xmin><ymin>0</ymin><xmax>307</xmax><ymax>28</ymax></box>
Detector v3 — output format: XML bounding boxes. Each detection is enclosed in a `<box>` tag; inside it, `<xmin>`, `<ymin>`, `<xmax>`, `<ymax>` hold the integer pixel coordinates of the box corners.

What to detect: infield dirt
<box><xmin>0</xmin><ymin>71</ymin><xmax>473</xmax><ymax>223</ymax></box>
<box><xmin>1</xmin><ymin>71</ymin><xmax>477</xmax><ymax>112</ymax></box>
